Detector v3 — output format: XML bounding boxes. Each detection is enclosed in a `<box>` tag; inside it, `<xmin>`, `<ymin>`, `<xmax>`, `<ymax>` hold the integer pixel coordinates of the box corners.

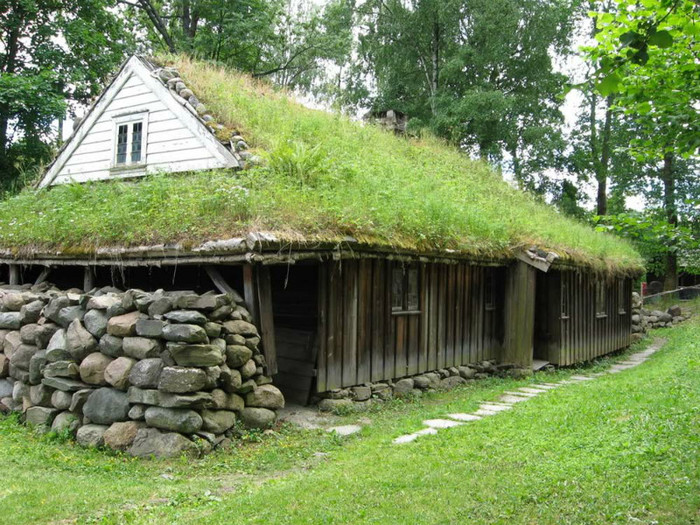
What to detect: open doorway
<box><xmin>269</xmin><ymin>263</ymin><xmax>319</xmax><ymax>404</ymax></box>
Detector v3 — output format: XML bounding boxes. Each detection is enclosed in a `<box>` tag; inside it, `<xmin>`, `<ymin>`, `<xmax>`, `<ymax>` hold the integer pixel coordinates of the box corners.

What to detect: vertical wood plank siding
<box><xmin>317</xmin><ymin>260</ymin><xmax>505</xmax><ymax>392</ymax></box>
<box><xmin>552</xmin><ymin>270</ymin><xmax>632</xmax><ymax>366</ymax></box>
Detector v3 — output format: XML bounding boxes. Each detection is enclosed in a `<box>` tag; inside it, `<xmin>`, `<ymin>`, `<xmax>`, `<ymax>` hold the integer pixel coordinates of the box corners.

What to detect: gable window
<box><xmin>112</xmin><ymin>111</ymin><xmax>148</xmax><ymax>169</ymax></box>
<box><xmin>595</xmin><ymin>282</ymin><xmax>607</xmax><ymax>318</ymax></box>
<box><xmin>618</xmin><ymin>279</ymin><xmax>627</xmax><ymax>315</ymax></box>
<box><xmin>392</xmin><ymin>265</ymin><xmax>420</xmax><ymax>314</ymax></box>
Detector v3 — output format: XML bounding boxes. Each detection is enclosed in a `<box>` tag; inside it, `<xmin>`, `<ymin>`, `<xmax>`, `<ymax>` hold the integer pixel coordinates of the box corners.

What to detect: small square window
<box><xmin>112</xmin><ymin>111</ymin><xmax>148</xmax><ymax>169</ymax></box>
<box><xmin>392</xmin><ymin>265</ymin><xmax>420</xmax><ymax>314</ymax></box>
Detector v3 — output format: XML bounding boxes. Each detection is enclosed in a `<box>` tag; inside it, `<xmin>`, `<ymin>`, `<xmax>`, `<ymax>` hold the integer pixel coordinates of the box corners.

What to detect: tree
<box><xmin>0</xmin><ymin>0</ymin><xmax>131</xmax><ymax>189</ymax></box>
<box><xmin>585</xmin><ymin>0</ymin><xmax>699</xmax><ymax>289</ymax></box>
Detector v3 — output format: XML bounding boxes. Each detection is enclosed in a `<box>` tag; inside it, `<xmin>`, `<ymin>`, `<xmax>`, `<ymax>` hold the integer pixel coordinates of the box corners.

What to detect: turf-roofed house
<box><xmin>1</xmin><ymin>55</ymin><xmax>643</xmax><ymax>407</ymax></box>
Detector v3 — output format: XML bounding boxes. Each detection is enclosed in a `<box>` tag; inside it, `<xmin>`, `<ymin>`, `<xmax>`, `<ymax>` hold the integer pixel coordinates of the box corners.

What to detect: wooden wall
<box><xmin>537</xmin><ymin>270</ymin><xmax>632</xmax><ymax>366</ymax></box>
<box><xmin>316</xmin><ymin>259</ymin><xmax>505</xmax><ymax>392</ymax></box>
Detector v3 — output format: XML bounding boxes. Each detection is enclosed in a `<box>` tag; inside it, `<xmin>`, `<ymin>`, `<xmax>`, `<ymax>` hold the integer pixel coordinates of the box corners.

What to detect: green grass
<box><xmin>1</xmin><ymin>320</ymin><xmax>698</xmax><ymax>524</ymax></box>
<box><xmin>0</xmin><ymin>56</ymin><xmax>642</xmax><ymax>273</ymax></box>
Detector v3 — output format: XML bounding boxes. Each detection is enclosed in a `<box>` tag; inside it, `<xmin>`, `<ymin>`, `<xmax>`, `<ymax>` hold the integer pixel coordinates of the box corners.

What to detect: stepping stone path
<box><xmin>392</xmin><ymin>338</ymin><xmax>666</xmax><ymax>445</ymax></box>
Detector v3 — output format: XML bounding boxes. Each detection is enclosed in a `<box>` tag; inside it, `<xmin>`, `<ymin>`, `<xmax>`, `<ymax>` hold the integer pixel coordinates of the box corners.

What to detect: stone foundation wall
<box><xmin>316</xmin><ymin>361</ymin><xmax>531</xmax><ymax>412</ymax></box>
<box><xmin>631</xmin><ymin>292</ymin><xmax>691</xmax><ymax>341</ymax></box>
<box><xmin>0</xmin><ymin>283</ymin><xmax>284</xmax><ymax>458</ymax></box>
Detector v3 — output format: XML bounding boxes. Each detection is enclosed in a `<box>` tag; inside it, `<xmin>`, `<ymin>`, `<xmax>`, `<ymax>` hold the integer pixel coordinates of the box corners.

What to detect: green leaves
<box><xmin>596</xmin><ymin>72</ymin><xmax>622</xmax><ymax>96</ymax></box>
<box><xmin>648</xmin><ymin>30</ymin><xmax>674</xmax><ymax>48</ymax></box>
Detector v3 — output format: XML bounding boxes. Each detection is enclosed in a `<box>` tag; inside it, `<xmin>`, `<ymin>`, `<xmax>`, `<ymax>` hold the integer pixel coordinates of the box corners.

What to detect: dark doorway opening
<box><xmin>269</xmin><ymin>263</ymin><xmax>319</xmax><ymax>405</ymax></box>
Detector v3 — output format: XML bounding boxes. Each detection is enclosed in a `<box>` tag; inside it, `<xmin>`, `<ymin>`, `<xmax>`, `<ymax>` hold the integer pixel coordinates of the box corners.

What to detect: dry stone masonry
<box><xmin>0</xmin><ymin>283</ymin><xmax>284</xmax><ymax>458</ymax></box>
<box><xmin>631</xmin><ymin>292</ymin><xmax>691</xmax><ymax>340</ymax></box>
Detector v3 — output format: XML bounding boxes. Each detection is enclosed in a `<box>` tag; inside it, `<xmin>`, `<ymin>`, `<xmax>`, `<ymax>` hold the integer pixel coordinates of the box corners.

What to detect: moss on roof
<box><xmin>0</xmin><ymin>55</ymin><xmax>643</xmax><ymax>274</ymax></box>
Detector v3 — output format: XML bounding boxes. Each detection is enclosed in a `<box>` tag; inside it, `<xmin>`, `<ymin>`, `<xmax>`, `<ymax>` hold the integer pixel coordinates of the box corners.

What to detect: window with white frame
<box><xmin>112</xmin><ymin>111</ymin><xmax>148</xmax><ymax>168</ymax></box>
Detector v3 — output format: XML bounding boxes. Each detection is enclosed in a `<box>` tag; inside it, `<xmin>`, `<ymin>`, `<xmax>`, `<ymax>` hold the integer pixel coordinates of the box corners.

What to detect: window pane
<box><xmin>392</xmin><ymin>267</ymin><xmax>404</xmax><ymax>311</ymax></box>
<box><xmin>561</xmin><ymin>281</ymin><xmax>569</xmax><ymax>317</ymax></box>
<box><xmin>131</xmin><ymin>121</ymin><xmax>143</xmax><ymax>163</ymax></box>
<box><xmin>116</xmin><ymin>124</ymin><xmax>128</xmax><ymax>164</ymax></box>
<box><xmin>407</xmin><ymin>268</ymin><xmax>419</xmax><ymax>310</ymax></box>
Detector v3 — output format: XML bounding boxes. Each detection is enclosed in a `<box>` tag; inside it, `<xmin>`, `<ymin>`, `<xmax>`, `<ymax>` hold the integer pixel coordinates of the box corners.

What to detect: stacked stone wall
<box><xmin>631</xmin><ymin>292</ymin><xmax>691</xmax><ymax>342</ymax></box>
<box><xmin>0</xmin><ymin>283</ymin><xmax>284</xmax><ymax>457</ymax></box>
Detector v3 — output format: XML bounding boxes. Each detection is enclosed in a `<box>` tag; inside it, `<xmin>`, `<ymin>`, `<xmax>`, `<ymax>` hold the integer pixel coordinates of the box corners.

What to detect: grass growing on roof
<box><xmin>0</xmin><ymin>55</ymin><xmax>642</xmax><ymax>272</ymax></box>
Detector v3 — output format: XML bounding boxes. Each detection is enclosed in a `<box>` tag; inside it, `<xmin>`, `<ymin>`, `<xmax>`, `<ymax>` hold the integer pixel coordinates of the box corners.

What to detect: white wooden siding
<box><xmin>46</xmin><ymin>58</ymin><xmax>237</xmax><ymax>187</ymax></box>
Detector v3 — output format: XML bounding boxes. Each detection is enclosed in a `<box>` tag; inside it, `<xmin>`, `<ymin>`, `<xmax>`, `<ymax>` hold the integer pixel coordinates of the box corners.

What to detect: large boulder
<box><xmin>158</xmin><ymin>366</ymin><xmax>207</xmax><ymax>393</ymax></box>
<box><xmin>128</xmin><ymin>358</ymin><xmax>164</xmax><ymax>389</ymax></box>
<box><xmin>107</xmin><ymin>311</ymin><xmax>146</xmax><ymax>337</ymax></box>
<box><xmin>46</xmin><ymin>330</ymin><xmax>71</xmax><ymax>362</ymax></box>
<box><xmin>44</xmin><ymin>361</ymin><xmax>80</xmax><ymax>379</ymax></box>
<box><xmin>99</xmin><ymin>334</ymin><xmax>124</xmax><ymax>357</ymax></box>
<box><xmin>239</xmin><ymin>359</ymin><xmax>257</xmax><ymax>379</ymax></box>
<box><xmin>76</xmin><ymin>424</ymin><xmax>108</xmax><ymax>447</ymax></box>
<box><xmin>176</xmin><ymin>294</ymin><xmax>220</xmax><ymax>311</ymax></box>
<box><xmin>103</xmin><ymin>421</ymin><xmax>145</xmax><ymax>450</ymax></box>
<box><xmin>222</xmin><ymin>320</ymin><xmax>258</xmax><ymax>337</ymax></box>
<box><xmin>226</xmin><ymin>345</ymin><xmax>253</xmax><ymax>368</ymax></box>
<box><xmin>83</xmin><ymin>309</ymin><xmax>109</xmax><ymax>338</ymax></box>
<box><xmin>162</xmin><ymin>324</ymin><xmax>208</xmax><ymax>344</ymax></box>
<box><xmin>79</xmin><ymin>353</ymin><xmax>113</xmax><ymax>385</ymax></box>
<box><xmin>28</xmin><ymin>350</ymin><xmax>47</xmax><ymax>385</ymax></box>
<box><xmin>66</xmin><ymin>319</ymin><xmax>97</xmax><ymax>362</ymax></box>
<box><xmin>10</xmin><ymin>344</ymin><xmax>38</xmax><ymax>370</ymax></box>
<box><xmin>51</xmin><ymin>390</ymin><xmax>73</xmax><ymax>410</ymax></box>
<box><xmin>144</xmin><ymin>406</ymin><xmax>202</xmax><ymax>433</ymax></box>
<box><xmin>57</xmin><ymin>306</ymin><xmax>85</xmax><ymax>328</ymax></box>
<box><xmin>122</xmin><ymin>337</ymin><xmax>162</xmax><ymax>359</ymax></box>
<box><xmin>42</xmin><ymin>377</ymin><xmax>89</xmax><ymax>393</ymax></box>
<box><xmin>168</xmin><ymin>344</ymin><xmax>224</xmax><ymax>367</ymax></box>
<box><xmin>239</xmin><ymin>407</ymin><xmax>276</xmax><ymax>429</ymax></box>
<box><xmin>245</xmin><ymin>384</ymin><xmax>284</xmax><ymax>409</ymax></box>
<box><xmin>128</xmin><ymin>428</ymin><xmax>195</xmax><ymax>458</ymax></box>
<box><xmin>19</xmin><ymin>300</ymin><xmax>44</xmax><ymax>325</ymax></box>
<box><xmin>25</xmin><ymin>406</ymin><xmax>59</xmax><ymax>427</ymax></box>
<box><xmin>104</xmin><ymin>357</ymin><xmax>136</xmax><ymax>390</ymax></box>
<box><xmin>0</xmin><ymin>312</ymin><xmax>21</xmax><ymax>330</ymax></box>
<box><xmin>83</xmin><ymin>387</ymin><xmax>130</xmax><ymax>425</ymax></box>
<box><xmin>135</xmin><ymin>319</ymin><xmax>165</xmax><ymax>338</ymax></box>
<box><xmin>163</xmin><ymin>310</ymin><xmax>208</xmax><ymax>325</ymax></box>
<box><xmin>200</xmin><ymin>410</ymin><xmax>237</xmax><ymax>434</ymax></box>
<box><xmin>51</xmin><ymin>411</ymin><xmax>80</xmax><ymax>434</ymax></box>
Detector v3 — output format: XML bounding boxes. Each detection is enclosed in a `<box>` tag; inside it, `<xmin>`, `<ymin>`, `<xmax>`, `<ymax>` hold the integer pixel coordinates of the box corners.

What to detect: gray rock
<box><xmin>10</xmin><ymin>344</ymin><xmax>38</xmax><ymax>370</ymax></box>
<box><xmin>209</xmin><ymin>305</ymin><xmax>232</xmax><ymax>321</ymax></box>
<box><xmin>176</xmin><ymin>294</ymin><xmax>219</xmax><ymax>311</ymax></box>
<box><xmin>20</xmin><ymin>323</ymin><xmax>42</xmax><ymax>344</ymax></box>
<box><xmin>245</xmin><ymin>384</ymin><xmax>284</xmax><ymax>409</ymax></box>
<box><xmin>28</xmin><ymin>350</ymin><xmax>47</xmax><ymax>385</ymax></box>
<box><xmin>51</xmin><ymin>390</ymin><xmax>72</xmax><ymax>410</ymax></box>
<box><xmin>103</xmin><ymin>421</ymin><xmax>145</xmax><ymax>450</ymax></box>
<box><xmin>46</xmin><ymin>330</ymin><xmax>71</xmax><ymax>362</ymax></box>
<box><xmin>238</xmin><ymin>379</ymin><xmax>257</xmax><ymax>394</ymax></box>
<box><xmin>162</xmin><ymin>324</ymin><xmax>208</xmax><ymax>344</ymax></box>
<box><xmin>76</xmin><ymin>424</ymin><xmax>108</xmax><ymax>447</ymax></box>
<box><xmin>123</xmin><ymin>337</ymin><xmax>162</xmax><ymax>359</ymax></box>
<box><xmin>226</xmin><ymin>345</ymin><xmax>253</xmax><ymax>368</ymax></box>
<box><xmin>87</xmin><ymin>294</ymin><xmax>122</xmax><ymax>311</ymax></box>
<box><xmin>128</xmin><ymin>428</ymin><xmax>195</xmax><ymax>458</ymax></box>
<box><xmin>145</xmin><ymin>406</ymin><xmax>203</xmax><ymax>433</ymax></box>
<box><xmin>3</xmin><ymin>330</ymin><xmax>22</xmax><ymax>358</ymax></box>
<box><xmin>507</xmin><ymin>368</ymin><xmax>533</xmax><ymax>379</ymax></box>
<box><xmin>19</xmin><ymin>300</ymin><xmax>44</xmax><ymax>325</ymax></box>
<box><xmin>200</xmin><ymin>410</ymin><xmax>236</xmax><ymax>433</ymax></box>
<box><xmin>9</xmin><ymin>364</ymin><xmax>30</xmax><ymax>383</ymax></box>
<box><xmin>57</xmin><ymin>306</ymin><xmax>85</xmax><ymax>327</ymax></box>
<box><xmin>147</xmin><ymin>297</ymin><xmax>173</xmax><ymax>317</ymax></box>
<box><xmin>204</xmin><ymin>322</ymin><xmax>222</xmax><ymax>338</ymax></box>
<box><xmin>1</xmin><ymin>292</ymin><xmax>27</xmax><ymax>311</ymax></box>
<box><xmin>439</xmin><ymin>376</ymin><xmax>467</xmax><ymax>389</ymax></box>
<box><xmin>69</xmin><ymin>388</ymin><xmax>93</xmax><ymax>412</ymax></box>
<box><xmin>0</xmin><ymin>312</ymin><xmax>21</xmax><ymax>330</ymax></box>
<box><xmin>203</xmin><ymin>366</ymin><xmax>220</xmax><ymax>389</ymax></box>
<box><xmin>158</xmin><ymin>366</ymin><xmax>207</xmax><ymax>393</ymax></box>
<box><xmin>0</xmin><ymin>378</ymin><xmax>13</xmax><ymax>399</ymax></box>
<box><xmin>394</xmin><ymin>378</ymin><xmax>415</xmax><ymax>396</ymax></box>
<box><xmin>44</xmin><ymin>296</ymin><xmax>70</xmax><ymax>323</ymax></box>
<box><xmin>83</xmin><ymin>309</ymin><xmax>109</xmax><ymax>338</ymax></box>
<box><xmin>43</xmin><ymin>377</ymin><xmax>89</xmax><ymax>392</ymax></box>
<box><xmin>667</xmin><ymin>304</ymin><xmax>682</xmax><ymax>317</ymax></box>
<box><xmin>222</xmin><ymin>320</ymin><xmax>258</xmax><ymax>337</ymax></box>
<box><xmin>135</xmin><ymin>319</ymin><xmax>165</xmax><ymax>338</ymax></box>
<box><xmin>168</xmin><ymin>343</ymin><xmax>224</xmax><ymax>366</ymax></box>
<box><xmin>107</xmin><ymin>311</ymin><xmax>146</xmax><ymax>337</ymax></box>
<box><xmin>458</xmin><ymin>366</ymin><xmax>477</xmax><ymax>380</ymax></box>
<box><xmin>25</xmin><ymin>406</ymin><xmax>59</xmax><ymax>426</ymax></box>
<box><xmin>12</xmin><ymin>381</ymin><xmax>29</xmax><ymax>402</ymax></box>
<box><xmin>128</xmin><ymin>358</ymin><xmax>164</xmax><ymax>389</ymax></box>
<box><xmin>128</xmin><ymin>404</ymin><xmax>146</xmax><ymax>420</ymax></box>
<box><xmin>351</xmin><ymin>385</ymin><xmax>372</xmax><ymax>401</ymax></box>
<box><xmin>66</xmin><ymin>319</ymin><xmax>97</xmax><ymax>362</ymax></box>
<box><xmin>29</xmin><ymin>383</ymin><xmax>53</xmax><ymax>405</ymax></box>
<box><xmin>159</xmin><ymin>391</ymin><xmax>214</xmax><ymax>409</ymax></box>
<box><xmin>0</xmin><ymin>354</ymin><xmax>8</xmax><ymax>378</ymax></box>
<box><xmin>127</xmin><ymin>387</ymin><xmax>161</xmax><ymax>406</ymax></box>
<box><xmin>99</xmin><ymin>334</ymin><xmax>123</xmax><ymax>357</ymax></box>
<box><xmin>79</xmin><ymin>352</ymin><xmax>113</xmax><ymax>385</ymax></box>
<box><xmin>104</xmin><ymin>356</ymin><xmax>136</xmax><ymax>390</ymax></box>
<box><xmin>51</xmin><ymin>411</ymin><xmax>80</xmax><ymax>434</ymax></box>
<box><xmin>240</xmin><ymin>359</ymin><xmax>257</xmax><ymax>379</ymax></box>
<box><xmin>240</xmin><ymin>407</ymin><xmax>276</xmax><ymax>429</ymax></box>
<box><xmin>44</xmin><ymin>361</ymin><xmax>80</xmax><ymax>379</ymax></box>
<box><xmin>164</xmin><ymin>310</ymin><xmax>208</xmax><ymax>325</ymax></box>
<box><xmin>83</xmin><ymin>387</ymin><xmax>130</xmax><ymax>425</ymax></box>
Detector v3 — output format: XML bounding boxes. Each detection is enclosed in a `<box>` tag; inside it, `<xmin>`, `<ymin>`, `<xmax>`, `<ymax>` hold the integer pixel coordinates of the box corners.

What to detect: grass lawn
<box><xmin>1</xmin><ymin>319</ymin><xmax>698</xmax><ymax>524</ymax></box>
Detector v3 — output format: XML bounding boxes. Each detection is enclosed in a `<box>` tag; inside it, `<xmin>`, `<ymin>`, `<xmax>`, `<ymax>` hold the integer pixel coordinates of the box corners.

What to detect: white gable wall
<box><xmin>44</xmin><ymin>56</ymin><xmax>237</xmax><ymax>187</ymax></box>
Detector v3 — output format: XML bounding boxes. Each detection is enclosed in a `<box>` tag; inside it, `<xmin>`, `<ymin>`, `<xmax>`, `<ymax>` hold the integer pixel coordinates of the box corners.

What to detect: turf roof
<box><xmin>0</xmin><ymin>55</ymin><xmax>643</xmax><ymax>274</ymax></box>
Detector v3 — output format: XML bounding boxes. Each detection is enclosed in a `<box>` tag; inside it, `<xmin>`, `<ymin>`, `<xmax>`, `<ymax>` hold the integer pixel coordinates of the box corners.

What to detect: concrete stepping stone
<box><xmin>499</xmin><ymin>394</ymin><xmax>530</xmax><ymax>404</ymax></box>
<box><xmin>536</xmin><ymin>383</ymin><xmax>560</xmax><ymax>389</ymax></box>
<box><xmin>505</xmin><ymin>391</ymin><xmax>538</xmax><ymax>397</ymax></box>
<box><xmin>393</xmin><ymin>427</ymin><xmax>438</xmax><ymax>444</ymax></box>
<box><xmin>448</xmin><ymin>413</ymin><xmax>482</xmax><ymax>422</ymax></box>
<box><xmin>570</xmin><ymin>375</ymin><xmax>593</xmax><ymax>381</ymax></box>
<box><xmin>327</xmin><ymin>425</ymin><xmax>362</xmax><ymax>436</ymax></box>
<box><xmin>479</xmin><ymin>403</ymin><xmax>512</xmax><ymax>412</ymax></box>
<box><xmin>424</xmin><ymin>418</ymin><xmax>464</xmax><ymax>429</ymax></box>
<box><xmin>474</xmin><ymin>408</ymin><xmax>499</xmax><ymax>416</ymax></box>
<box><xmin>518</xmin><ymin>387</ymin><xmax>548</xmax><ymax>394</ymax></box>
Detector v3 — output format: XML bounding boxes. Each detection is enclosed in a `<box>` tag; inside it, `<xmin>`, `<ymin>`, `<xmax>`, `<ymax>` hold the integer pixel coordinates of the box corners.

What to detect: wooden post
<box><xmin>35</xmin><ymin>267</ymin><xmax>51</xmax><ymax>285</ymax></box>
<box><xmin>502</xmin><ymin>260</ymin><xmax>536</xmax><ymax>367</ymax></box>
<box><xmin>242</xmin><ymin>264</ymin><xmax>259</xmax><ymax>325</ymax></box>
<box><xmin>255</xmin><ymin>266</ymin><xmax>278</xmax><ymax>375</ymax></box>
<box><xmin>83</xmin><ymin>267</ymin><xmax>95</xmax><ymax>292</ymax></box>
<box><xmin>8</xmin><ymin>264</ymin><xmax>19</xmax><ymax>285</ymax></box>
